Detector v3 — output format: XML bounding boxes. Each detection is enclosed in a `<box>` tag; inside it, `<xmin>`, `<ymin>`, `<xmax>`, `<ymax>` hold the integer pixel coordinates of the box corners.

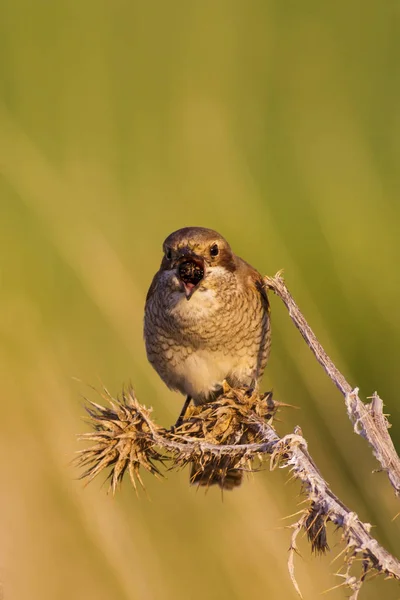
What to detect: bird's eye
<box><xmin>210</xmin><ymin>243</ymin><xmax>219</xmax><ymax>257</ymax></box>
<box><xmin>165</xmin><ymin>248</ymin><xmax>172</xmax><ymax>260</ymax></box>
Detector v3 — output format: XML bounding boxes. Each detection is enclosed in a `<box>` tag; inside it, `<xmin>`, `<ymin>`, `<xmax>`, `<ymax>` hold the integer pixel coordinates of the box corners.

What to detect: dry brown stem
<box><xmin>77</xmin><ymin>387</ymin><xmax>400</xmax><ymax>598</ymax></box>
<box><xmin>264</xmin><ymin>272</ymin><xmax>400</xmax><ymax>497</ymax></box>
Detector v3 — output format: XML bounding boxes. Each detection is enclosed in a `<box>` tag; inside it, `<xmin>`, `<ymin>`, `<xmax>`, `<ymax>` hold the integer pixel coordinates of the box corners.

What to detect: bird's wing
<box><xmin>237</xmin><ymin>256</ymin><xmax>270</xmax><ymax>312</ymax></box>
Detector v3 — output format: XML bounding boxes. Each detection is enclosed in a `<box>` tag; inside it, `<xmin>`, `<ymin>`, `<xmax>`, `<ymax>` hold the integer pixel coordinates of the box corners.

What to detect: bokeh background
<box><xmin>1</xmin><ymin>1</ymin><xmax>400</xmax><ymax>599</ymax></box>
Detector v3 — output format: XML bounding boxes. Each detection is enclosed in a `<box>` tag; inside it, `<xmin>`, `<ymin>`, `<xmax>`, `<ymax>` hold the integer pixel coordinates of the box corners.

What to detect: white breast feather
<box><xmin>169</xmin><ymin>288</ymin><xmax>218</xmax><ymax>321</ymax></box>
<box><xmin>174</xmin><ymin>349</ymin><xmax>231</xmax><ymax>398</ymax></box>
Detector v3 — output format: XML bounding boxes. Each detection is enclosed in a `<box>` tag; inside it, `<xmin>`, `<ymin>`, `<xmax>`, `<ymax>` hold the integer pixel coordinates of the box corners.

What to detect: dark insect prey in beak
<box><xmin>178</xmin><ymin>258</ymin><xmax>204</xmax><ymax>299</ymax></box>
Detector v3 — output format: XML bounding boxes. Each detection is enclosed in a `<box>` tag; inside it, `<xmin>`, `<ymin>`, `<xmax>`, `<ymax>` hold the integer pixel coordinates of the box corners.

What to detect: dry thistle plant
<box><xmin>76</xmin><ymin>273</ymin><xmax>400</xmax><ymax>599</ymax></box>
<box><xmin>77</xmin><ymin>386</ymin><xmax>279</xmax><ymax>494</ymax></box>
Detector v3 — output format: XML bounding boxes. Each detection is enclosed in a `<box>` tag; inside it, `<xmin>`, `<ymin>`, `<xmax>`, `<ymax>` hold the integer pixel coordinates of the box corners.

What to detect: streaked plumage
<box><xmin>144</xmin><ymin>227</ymin><xmax>271</xmax><ymax>489</ymax></box>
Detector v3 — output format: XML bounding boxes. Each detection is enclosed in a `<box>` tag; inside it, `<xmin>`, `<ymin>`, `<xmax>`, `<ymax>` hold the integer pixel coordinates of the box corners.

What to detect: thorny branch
<box><xmin>77</xmin><ymin>273</ymin><xmax>400</xmax><ymax>598</ymax></box>
<box><xmin>77</xmin><ymin>387</ymin><xmax>400</xmax><ymax>599</ymax></box>
<box><xmin>264</xmin><ymin>272</ymin><xmax>400</xmax><ymax>497</ymax></box>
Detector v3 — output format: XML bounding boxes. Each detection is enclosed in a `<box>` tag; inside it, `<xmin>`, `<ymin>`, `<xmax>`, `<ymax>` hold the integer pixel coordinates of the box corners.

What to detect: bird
<box><xmin>144</xmin><ymin>227</ymin><xmax>271</xmax><ymax>489</ymax></box>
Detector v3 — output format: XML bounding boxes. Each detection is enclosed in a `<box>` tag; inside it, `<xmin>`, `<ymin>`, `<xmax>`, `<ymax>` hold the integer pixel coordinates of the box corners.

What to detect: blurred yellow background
<box><xmin>1</xmin><ymin>1</ymin><xmax>400</xmax><ymax>599</ymax></box>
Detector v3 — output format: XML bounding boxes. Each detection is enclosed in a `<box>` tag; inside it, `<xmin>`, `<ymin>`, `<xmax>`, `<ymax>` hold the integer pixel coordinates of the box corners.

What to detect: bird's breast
<box><xmin>167</xmin><ymin>287</ymin><xmax>221</xmax><ymax>325</ymax></box>
<box><xmin>171</xmin><ymin>348</ymin><xmax>235</xmax><ymax>402</ymax></box>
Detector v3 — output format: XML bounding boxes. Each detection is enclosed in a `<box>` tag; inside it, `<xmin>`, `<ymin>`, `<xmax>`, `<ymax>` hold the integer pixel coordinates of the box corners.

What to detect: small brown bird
<box><xmin>144</xmin><ymin>227</ymin><xmax>271</xmax><ymax>489</ymax></box>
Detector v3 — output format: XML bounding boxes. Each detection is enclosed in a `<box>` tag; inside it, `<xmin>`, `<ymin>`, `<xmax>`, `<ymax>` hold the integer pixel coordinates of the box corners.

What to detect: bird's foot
<box><xmin>221</xmin><ymin>379</ymin><xmax>231</xmax><ymax>395</ymax></box>
<box><xmin>172</xmin><ymin>395</ymin><xmax>192</xmax><ymax>431</ymax></box>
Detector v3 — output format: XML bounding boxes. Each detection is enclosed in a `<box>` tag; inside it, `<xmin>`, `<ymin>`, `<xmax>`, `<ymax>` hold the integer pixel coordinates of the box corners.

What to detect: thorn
<box><xmin>280</xmin><ymin>509</ymin><xmax>306</xmax><ymax>521</ymax></box>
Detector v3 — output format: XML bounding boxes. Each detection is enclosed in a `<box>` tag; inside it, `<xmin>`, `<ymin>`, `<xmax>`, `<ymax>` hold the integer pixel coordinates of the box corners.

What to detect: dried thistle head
<box><xmin>76</xmin><ymin>387</ymin><xmax>164</xmax><ymax>494</ymax></box>
<box><xmin>305</xmin><ymin>502</ymin><xmax>330</xmax><ymax>554</ymax></box>
<box><xmin>166</xmin><ymin>387</ymin><xmax>279</xmax><ymax>489</ymax></box>
<box><xmin>173</xmin><ymin>388</ymin><xmax>277</xmax><ymax>442</ymax></box>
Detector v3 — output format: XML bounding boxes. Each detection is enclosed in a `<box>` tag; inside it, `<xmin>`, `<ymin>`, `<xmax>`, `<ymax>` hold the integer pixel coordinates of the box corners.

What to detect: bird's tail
<box><xmin>189</xmin><ymin>461</ymin><xmax>243</xmax><ymax>491</ymax></box>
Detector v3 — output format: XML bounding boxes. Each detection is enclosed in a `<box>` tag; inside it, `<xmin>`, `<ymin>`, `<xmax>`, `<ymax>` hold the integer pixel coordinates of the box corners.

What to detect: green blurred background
<box><xmin>1</xmin><ymin>1</ymin><xmax>400</xmax><ymax>599</ymax></box>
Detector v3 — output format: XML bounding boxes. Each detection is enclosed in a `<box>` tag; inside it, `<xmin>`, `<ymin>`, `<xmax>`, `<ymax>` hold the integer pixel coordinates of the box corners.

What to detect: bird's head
<box><xmin>160</xmin><ymin>227</ymin><xmax>236</xmax><ymax>300</ymax></box>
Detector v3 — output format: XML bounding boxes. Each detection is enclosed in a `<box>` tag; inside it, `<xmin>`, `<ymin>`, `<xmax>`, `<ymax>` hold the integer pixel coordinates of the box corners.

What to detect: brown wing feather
<box><xmin>236</xmin><ymin>256</ymin><xmax>270</xmax><ymax>311</ymax></box>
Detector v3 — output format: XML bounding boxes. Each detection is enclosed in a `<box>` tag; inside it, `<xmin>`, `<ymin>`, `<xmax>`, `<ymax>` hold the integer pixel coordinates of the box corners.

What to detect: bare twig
<box><xmin>76</xmin><ymin>387</ymin><xmax>400</xmax><ymax>597</ymax></box>
<box><xmin>264</xmin><ymin>272</ymin><xmax>400</xmax><ymax>497</ymax></box>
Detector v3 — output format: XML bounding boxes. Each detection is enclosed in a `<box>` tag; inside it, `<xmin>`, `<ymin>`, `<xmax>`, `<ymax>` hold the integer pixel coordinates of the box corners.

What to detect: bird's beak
<box><xmin>176</xmin><ymin>253</ymin><xmax>205</xmax><ymax>300</ymax></box>
<box><xmin>182</xmin><ymin>282</ymin><xmax>196</xmax><ymax>300</ymax></box>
